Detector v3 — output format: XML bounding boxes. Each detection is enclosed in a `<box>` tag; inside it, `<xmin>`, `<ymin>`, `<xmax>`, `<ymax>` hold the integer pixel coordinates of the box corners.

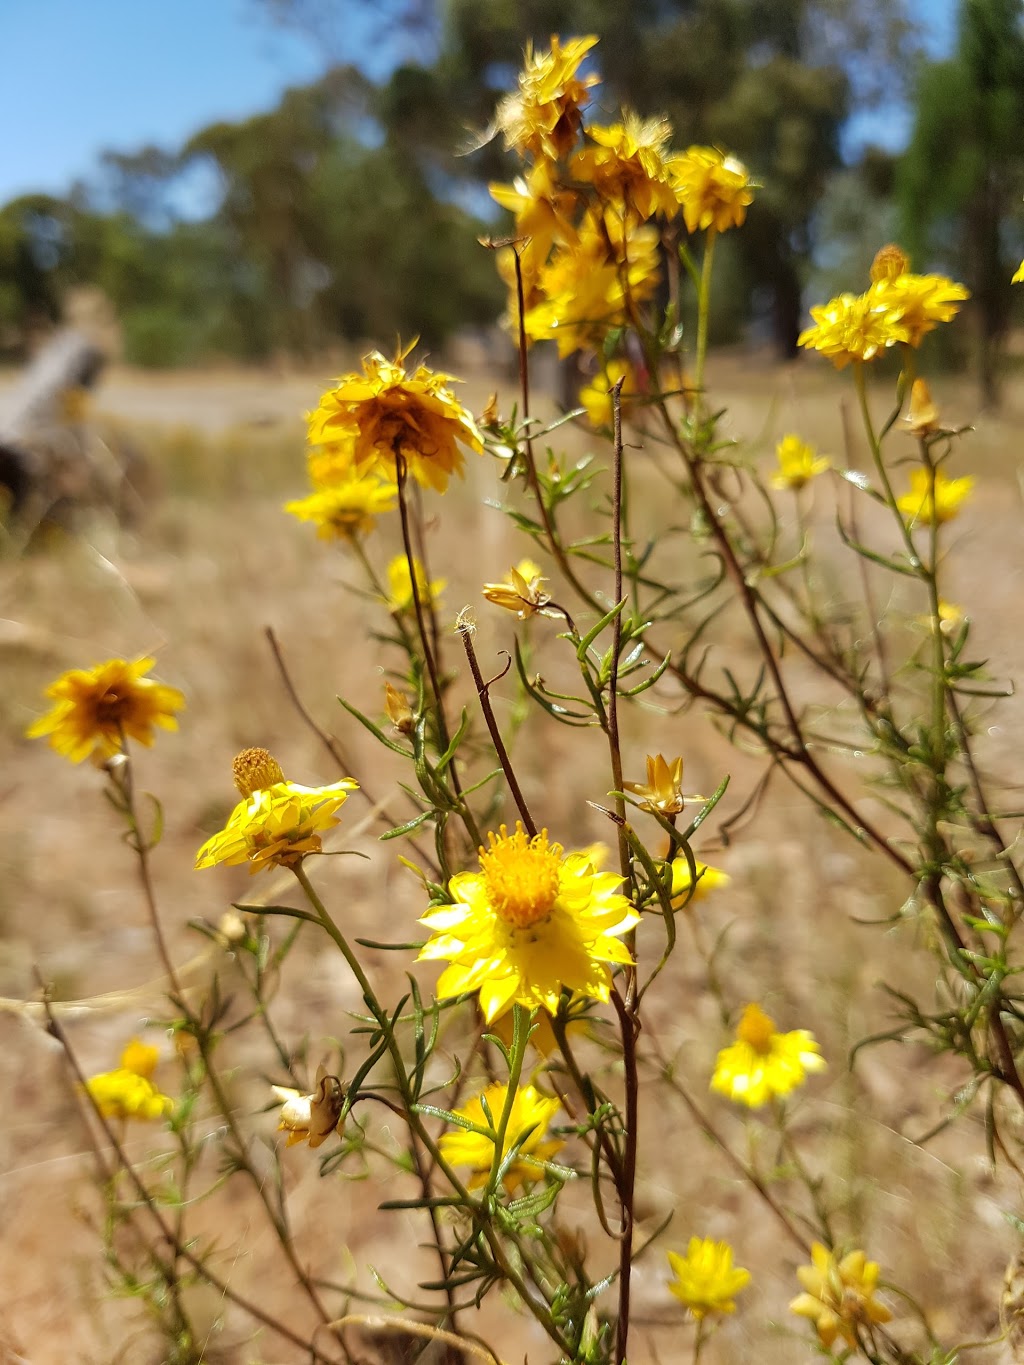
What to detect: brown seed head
<box><xmin>869</xmin><ymin>243</ymin><xmax>909</xmax><ymax>283</ymax></box>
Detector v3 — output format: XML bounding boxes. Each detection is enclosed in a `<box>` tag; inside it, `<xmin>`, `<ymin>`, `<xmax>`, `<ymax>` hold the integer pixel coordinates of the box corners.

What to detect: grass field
<box><xmin>2</xmin><ymin>348</ymin><xmax>1023</xmax><ymax>1363</ymax></box>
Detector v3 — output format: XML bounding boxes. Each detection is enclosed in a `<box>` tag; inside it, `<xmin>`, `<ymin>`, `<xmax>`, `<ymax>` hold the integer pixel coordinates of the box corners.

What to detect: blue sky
<box><xmin>0</xmin><ymin>0</ymin><xmax>958</xmax><ymax>207</ymax></box>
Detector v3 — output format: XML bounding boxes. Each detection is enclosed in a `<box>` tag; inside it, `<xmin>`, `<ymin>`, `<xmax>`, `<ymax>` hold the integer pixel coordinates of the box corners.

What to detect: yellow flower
<box><xmin>579</xmin><ymin>358</ymin><xmax>646</xmax><ymax>428</ymax></box>
<box><xmin>624</xmin><ymin>753</ymin><xmax>686</xmax><ymax>816</ymax></box>
<box><xmin>1013</xmin><ymin>261</ymin><xmax>1024</xmax><ymax>284</ymax></box>
<box><xmin>572</xmin><ymin>113</ymin><xmax>679</xmax><ymax>220</ymax></box>
<box><xmin>871</xmin><ymin>272</ymin><xmax>969</xmax><ymax>346</ymax></box>
<box><xmin>492</xmin><ymin>34</ymin><xmax>600</xmax><ymax>160</ymax></box>
<box><xmin>385</xmin><ymin>554</ymin><xmax>446</xmax><ymax>614</ymax></box>
<box><xmin>481</xmin><ymin>559</ymin><xmax>552</xmax><ymax>619</ymax></box>
<box><xmin>418</xmin><ymin>823</ymin><xmax>639</xmax><ymax>1021</ymax></box>
<box><xmin>667</xmin><ymin>1238</ymin><xmax>751</xmax><ymax>1319</ymax></box>
<box><xmin>27</xmin><ymin>656</ymin><xmax>185</xmax><ymax>764</ymax></box>
<box><xmin>307</xmin><ymin>349</ymin><xmax>482</xmax><ymax>494</ymax></box>
<box><xmin>523</xmin><ymin>207</ymin><xmax>661</xmax><ymax>356</ymax></box>
<box><xmin>284</xmin><ymin>472</ymin><xmax>396</xmax><ymax>541</ymax></box>
<box><xmin>798</xmin><ymin>290</ymin><xmax>909</xmax><ymax>368</ymax></box>
<box><xmin>771</xmin><ymin>434</ymin><xmax>831</xmax><ymax>491</ymax></box>
<box><xmin>438</xmin><ymin>1081</ymin><xmax>564</xmax><ymax>1190</ymax></box>
<box><xmin>896</xmin><ymin>468</ymin><xmax>974</xmax><ymax>526</ymax></box>
<box><xmin>489</xmin><ymin>159</ymin><xmax>577</xmax><ymax>264</ymax></box>
<box><xmin>669</xmin><ymin>857</ymin><xmax>729</xmax><ymax>908</ymax></box>
<box><xmin>711</xmin><ymin>1003</ymin><xmax>826</xmax><ymax>1108</ymax></box>
<box><xmin>84</xmin><ymin>1038</ymin><xmax>172</xmax><ymax>1123</ymax></box>
<box><xmin>790</xmin><ymin>1243</ymin><xmax>893</xmax><ymax>1348</ymax></box>
<box><xmin>271</xmin><ymin>1066</ymin><xmax>345</xmax><ymax>1149</ymax></box>
<box><xmin>195</xmin><ymin>749</ymin><xmax>357</xmax><ymax>875</ymax></box>
<box><xmin>670</xmin><ymin>146</ymin><xmax>755</xmax><ymax>234</ymax></box>
<box><xmin>904</xmin><ymin>377</ymin><xmax>941</xmax><ymax>437</ymax></box>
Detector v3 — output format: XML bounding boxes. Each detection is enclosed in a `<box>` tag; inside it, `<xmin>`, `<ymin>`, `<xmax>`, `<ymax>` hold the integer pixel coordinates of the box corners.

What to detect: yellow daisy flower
<box><xmin>481</xmin><ymin>559</ymin><xmax>552</xmax><ymax>619</ymax></box>
<box><xmin>670</xmin><ymin>145</ymin><xmax>755</xmax><ymax>234</ymax></box>
<box><xmin>798</xmin><ymin>290</ymin><xmax>909</xmax><ymax>368</ymax></box>
<box><xmin>307</xmin><ymin>349</ymin><xmax>482</xmax><ymax>494</ymax></box>
<box><xmin>284</xmin><ymin>472</ymin><xmax>396</xmax><ymax>541</ymax></box>
<box><xmin>579</xmin><ymin>357</ymin><xmax>646</xmax><ymax>429</ymax></box>
<box><xmin>271</xmin><ymin>1066</ymin><xmax>345</xmax><ymax>1149</ymax></box>
<box><xmin>896</xmin><ymin>468</ymin><xmax>974</xmax><ymax>526</ymax></box>
<box><xmin>489</xmin><ymin>159</ymin><xmax>577</xmax><ymax>265</ymax></box>
<box><xmin>624</xmin><ymin>753</ymin><xmax>686</xmax><ymax>815</ymax></box>
<box><xmin>418</xmin><ymin>823</ymin><xmax>639</xmax><ymax>1021</ymax></box>
<box><xmin>195</xmin><ymin>748</ymin><xmax>357</xmax><ymax>875</ymax></box>
<box><xmin>492</xmin><ymin>34</ymin><xmax>600</xmax><ymax>160</ymax></box>
<box><xmin>790</xmin><ymin>1242</ymin><xmax>893</xmax><ymax>1348</ymax></box>
<box><xmin>572</xmin><ymin>112</ymin><xmax>680</xmax><ymax>220</ymax></box>
<box><xmin>385</xmin><ymin>554</ymin><xmax>446</xmax><ymax>614</ymax></box>
<box><xmin>27</xmin><ymin>656</ymin><xmax>185</xmax><ymax>764</ymax></box>
<box><xmin>667</xmin><ymin>1238</ymin><xmax>751</xmax><ymax>1319</ymax></box>
<box><xmin>438</xmin><ymin>1081</ymin><xmax>564</xmax><ymax>1191</ymax></box>
<box><xmin>711</xmin><ymin>1002</ymin><xmax>826</xmax><ymax>1108</ymax></box>
<box><xmin>871</xmin><ymin>272</ymin><xmax>969</xmax><ymax>347</ymax></box>
<box><xmin>771</xmin><ymin>434</ymin><xmax>831</xmax><ymax>491</ymax></box>
<box><xmin>84</xmin><ymin>1037</ymin><xmax>172</xmax><ymax>1123</ymax></box>
<box><xmin>669</xmin><ymin>856</ymin><xmax>729</xmax><ymax>908</ymax></box>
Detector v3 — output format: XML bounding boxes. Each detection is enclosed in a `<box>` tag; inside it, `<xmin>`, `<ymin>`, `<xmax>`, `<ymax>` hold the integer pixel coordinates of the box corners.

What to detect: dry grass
<box><xmin>2</xmin><ymin>349</ymin><xmax>1024</xmax><ymax>1363</ymax></box>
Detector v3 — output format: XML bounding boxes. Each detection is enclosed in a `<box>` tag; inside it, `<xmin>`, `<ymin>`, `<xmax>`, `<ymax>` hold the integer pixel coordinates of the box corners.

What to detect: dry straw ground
<box><xmin>2</xmin><ymin>350</ymin><xmax>1024</xmax><ymax>1363</ymax></box>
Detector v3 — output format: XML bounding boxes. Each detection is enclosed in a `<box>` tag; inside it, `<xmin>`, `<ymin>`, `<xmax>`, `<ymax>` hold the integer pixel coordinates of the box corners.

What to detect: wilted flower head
<box><xmin>195</xmin><ymin>750</ymin><xmax>357</xmax><ymax>874</ymax></box>
<box><xmin>711</xmin><ymin>1002</ymin><xmax>826</xmax><ymax>1108</ymax></box>
<box><xmin>624</xmin><ymin>753</ymin><xmax>685</xmax><ymax>815</ymax></box>
<box><xmin>667</xmin><ymin>1238</ymin><xmax>751</xmax><ymax>1319</ymax></box>
<box><xmin>798</xmin><ymin>290</ymin><xmax>908</xmax><ymax>368</ymax></box>
<box><xmin>492</xmin><ymin>34</ymin><xmax>599</xmax><ymax>160</ymax></box>
<box><xmin>904</xmin><ymin>378</ymin><xmax>941</xmax><ymax>437</ymax></box>
<box><xmin>896</xmin><ymin>468</ymin><xmax>974</xmax><ymax>526</ymax></box>
<box><xmin>418</xmin><ymin>822</ymin><xmax>639</xmax><ymax>1021</ymax></box>
<box><xmin>670</xmin><ymin>145</ymin><xmax>755</xmax><ymax>234</ymax></box>
<box><xmin>385</xmin><ymin>554</ymin><xmax>446</xmax><ymax>614</ymax></box>
<box><xmin>481</xmin><ymin>559</ymin><xmax>552</xmax><ymax>619</ymax></box>
<box><xmin>869</xmin><ymin>243</ymin><xmax>910</xmax><ymax>283</ymax></box>
<box><xmin>790</xmin><ymin>1243</ymin><xmax>892</xmax><ymax>1348</ymax></box>
<box><xmin>572</xmin><ymin>112</ymin><xmax>679</xmax><ymax>220</ymax></box>
<box><xmin>308</xmin><ymin>349</ymin><xmax>482</xmax><ymax>494</ymax></box>
<box><xmin>271</xmin><ymin>1066</ymin><xmax>345</xmax><ymax>1149</ymax></box>
<box><xmin>438</xmin><ymin>1081</ymin><xmax>563</xmax><ymax>1190</ymax></box>
<box><xmin>771</xmin><ymin>434</ymin><xmax>831</xmax><ymax>491</ymax></box>
<box><xmin>284</xmin><ymin>472</ymin><xmax>396</xmax><ymax>541</ymax></box>
<box><xmin>84</xmin><ymin>1038</ymin><xmax>172</xmax><ymax>1123</ymax></box>
<box><xmin>384</xmin><ymin>681</ymin><xmax>415</xmax><ymax>734</ymax></box>
<box><xmin>27</xmin><ymin>656</ymin><xmax>185</xmax><ymax>764</ymax></box>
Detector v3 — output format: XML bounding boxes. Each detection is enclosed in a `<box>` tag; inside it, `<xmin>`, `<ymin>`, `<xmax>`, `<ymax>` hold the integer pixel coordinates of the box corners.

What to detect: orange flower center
<box><xmin>233</xmin><ymin>747</ymin><xmax>285</xmax><ymax>797</ymax></box>
<box><xmin>480</xmin><ymin>825</ymin><xmax>563</xmax><ymax>929</ymax></box>
<box><xmin>94</xmin><ymin>688</ymin><xmax>128</xmax><ymax>726</ymax></box>
<box><xmin>736</xmin><ymin>1003</ymin><xmax>776</xmax><ymax>1055</ymax></box>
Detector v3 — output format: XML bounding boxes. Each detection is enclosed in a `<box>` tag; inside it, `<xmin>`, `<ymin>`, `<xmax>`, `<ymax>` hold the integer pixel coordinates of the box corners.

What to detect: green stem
<box><xmin>694</xmin><ymin>228</ymin><xmax>717</xmax><ymax>401</ymax></box>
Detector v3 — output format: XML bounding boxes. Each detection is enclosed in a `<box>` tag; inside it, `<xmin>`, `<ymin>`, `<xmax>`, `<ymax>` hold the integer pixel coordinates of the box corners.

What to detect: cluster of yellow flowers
<box><xmin>487</xmin><ymin>34</ymin><xmax>754</xmax><ymax>408</ymax></box>
<box><xmin>84</xmin><ymin>1037</ymin><xmax>173</xmax><ymax>1123</ymax></box>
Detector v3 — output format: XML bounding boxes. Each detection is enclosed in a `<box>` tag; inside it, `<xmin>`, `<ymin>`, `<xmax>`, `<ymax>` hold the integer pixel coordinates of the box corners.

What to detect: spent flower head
<box><xmin>27</xmin><ymin>656</ymin><xmax>185</xmax><ymax>764</ymax></box>
<box><xmin>481</xmin><ymin>559</ymin><xmax>552</xmax><ymax>619</ymax></box>
<box><xmin>492</xmin><ymin>34</ymin><xmax>599</xmax><ymax>160</ymax></box>
<box><xmin>271</xmin><ymin>1067</ymin><xmax>345</xmax><ymax>1149</ymax></box>
<box><xmin>711</xmin><ymin>1002</ymin><xmax>826</xmax><ymax>1108</ymax></box>
<box><xmin>438</xmin><ymin>1081</ymin><xmax>564</xmax><ymax>1190</ymax></box>
<box><xmin>624</xmin><ymin>753</ymin><xmax>686</xmax><ymax>815</ymax></box>
<box><xmin>896</xmin><ymin>468</ymin><xmax>974</xmax><ymax>526</ymax></box>
<box><xmin>384</xmin><ymin>681</ymin><xmax>415</xmax><ymax>735</ymax></box>
<box><xmin>418</xmin><ymin>823</ymin><xmax>639</xmax><ymax>1021</ymax></box>
<box><xmin>670</xmin><ymin>145</ymin><xmax>755</xmax><ymax>234</ymax></box>
<box><xmin>771</xmin><ymin>434</ymin><xmax>831</xmax><ymax>491</ymax></box>
<box><xmin>308</xmin><ymin>348</ymin><xmax>482</xmax><ymax>494</ymax></box>
<box><xmin>790</xmin><ymin>1242</ymin><xmax>893</xmax><ymax>1348</ymax></box>
<box><xmin>195</xmin><ymin>750</ymin><xmax>357</xmax><ymax>874</ymax></box>
<box><xmin>904</xmin><ymin>377</ymin><xmax>942</xmax><ymax>437</ymax></box>
<box><xmin>667</xmin><ymin>1238</ymin><xmax>751</xmax><ymax>1319</ymax></box>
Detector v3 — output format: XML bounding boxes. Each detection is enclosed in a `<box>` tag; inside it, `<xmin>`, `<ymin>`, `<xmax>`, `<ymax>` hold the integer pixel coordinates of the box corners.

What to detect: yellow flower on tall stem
<box><xmin>84</xmin><ymin>1037</ymin><xmax>173</xmax><ymax>1123</ymax></box>
<box><xmin>771</xmin><ymin>434</ymin><xmax>831</xmax><ymax>491</ymax></box>
<box><xmin>667</xmin><ymin>1238</ymin><xmax>751</xmax><ymax>1319</ymax></box>
<box><xmin>572</xmin><ymin>112</ymin><xmax>679</xmax><ymax>220</ymax></box>
<box><xmin>385</xmin><ymin>553</ymin><xmax>446</xmax><ymax>614</ymax></box>
<box><xmin>670</xmin><ymin>145</ymin><xmax>755</xmax><ymax>234</ymax></box>
<box><xmin>308</xmin><ymin>349</ymin><xmax>482</xmax><ymax>494</ymax></box>
<box><xmin>797</xmin><ymin>291</ymin><xmax>909</xmax><ymax>368</ymax></box>
<box><xmin>491</xmin><ymin>34</ymin><xmax>600</xmax><ymax>160</ymax></box>
<box><xmin>789</xmin><ymin>1243</ymin><xmax>892</xmax><ymax>1348</ymax></box>
<box><xmin>418</xmin><ymin>823</ymin><xmax>639</xmax><ymax>1021</ymax></box>
<box><xmin>284</xmin><ymin>472</ymin><xmax>396</xmax><ymax>541</ymax></box>
<box><xmin>896</xmin><ymin>468</ymin><xmax>974</xmax><ymax>526</ymax></box>
<box><xmin>711</xmin><ymin>1002</ymin><xmax>825</xmax><ymax>1107</ymax></box>
<box><xmin>195</xmin><ymin>748</ymin><xmax>357</xmax><ymax>875</ymax></box>
<box><xmin>27</xmin><ymin>656</ymin><xmax>185</xmax><ymax>763</ymax></box>
<box><xmin>438</xmin><ymin>1081</ymin><xmax>564</xmax><ymax>1190</ymax></box>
